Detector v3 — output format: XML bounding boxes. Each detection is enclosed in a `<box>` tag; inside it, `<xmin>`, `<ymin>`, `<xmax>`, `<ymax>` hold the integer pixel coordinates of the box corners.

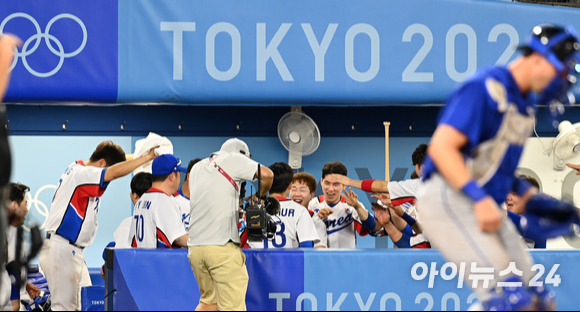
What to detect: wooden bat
<box><xmin>384</xmin><ymin>121</ymin><xmax>390</xmax><ymax>182</ymax></box>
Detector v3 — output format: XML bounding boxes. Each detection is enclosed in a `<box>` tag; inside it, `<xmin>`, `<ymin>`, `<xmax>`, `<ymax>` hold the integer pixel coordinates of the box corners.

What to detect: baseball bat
<box><xmin>384</xmin><ymin>122</ymin><xmax>390</xmax><ymax>182</ymax></box>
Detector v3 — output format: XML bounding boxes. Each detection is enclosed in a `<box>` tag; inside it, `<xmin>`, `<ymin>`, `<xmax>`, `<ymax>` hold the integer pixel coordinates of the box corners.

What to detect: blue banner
<box><xmin>0</xmin><ymin>0</ymin><xmax>118</xmax><ymax>102</ymax></box>
<box><xmin>112</xmin><ymin>249</ymin><xmax>580</xmax><ymax>311</ymax></box>
<box><xmin>2</xmin><ymin>0</ymin><xmax>580</xmax><ymax>104</ymax></box>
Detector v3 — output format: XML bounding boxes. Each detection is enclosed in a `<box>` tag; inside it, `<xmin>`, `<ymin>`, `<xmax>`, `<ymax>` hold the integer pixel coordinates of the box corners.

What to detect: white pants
<box><xmin>38</xmin><ymin>236</ymin><xmax>91</xmax><ymax>311</ymax></box>
<box><xmin>417</xmin><ymin>174</ymin><xmax>534</xmax><ymax>302</ymax></box>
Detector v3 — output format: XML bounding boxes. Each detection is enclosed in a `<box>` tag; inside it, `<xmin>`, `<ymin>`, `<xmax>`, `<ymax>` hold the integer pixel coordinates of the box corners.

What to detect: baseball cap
<box><xmin>151</xmin><ymin>154</ymin><xmax>187</xmax><ymax>176</ymax></box>
<box><xmin>518</xmin><ymin>24</ymin><xmax>580</xmax><ymax>74</ymax></box>
<box><xmin>220</xmin><ymin>138</ymin><xmax>251</xmax><ymax>157</ymax></box>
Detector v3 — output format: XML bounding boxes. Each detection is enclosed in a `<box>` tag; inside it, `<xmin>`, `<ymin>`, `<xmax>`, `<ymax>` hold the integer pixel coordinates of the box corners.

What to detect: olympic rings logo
<box><xmin>0</xmin><ymin>13</ymin><xmax>87</xmax><ymax>78</ymax></box>
<box><xmin>24</xmin><ymin>184</ymin><xmax>57</xmax><ymax>232</ymax></box>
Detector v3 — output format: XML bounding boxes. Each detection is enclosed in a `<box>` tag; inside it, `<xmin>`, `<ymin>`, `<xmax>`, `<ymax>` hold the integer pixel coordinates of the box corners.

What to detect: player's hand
<box><xmin>25</xmin><ymin>282</ymin><xmax>41</xmax><ymax>299</ymax></box>
<box><xmin>566</xmin><ymin>163</ymin><xmax>580</xmax><ymax>175</ymax></box>
<box><xmin>371</xmin><ymin>193</ymin><xmax>392</xmax><ymax>206</ymax></box>
<box><xmin>371</xmin><ymin>203</ymin><xmax>391</xmax><ymax>226</ymax></box>
<box><xmin>317</xmin><ymin>208</ymin><xmax>333</xmax><ymax>220</ymax></box>
<box><xmin>0</xmin><ymin>34</ymin><xmax>22</xmax><ymax>50</ymax></box>
<box><xmin>144</xmin><ymin>145</ymin><xmax>160</xmax><ymax>161</ymax></box>
<box><xmin>326</xmin><ymin>174</ymin><xmax>350</xmax><ymax>186</ymax></box>
<box><xmin>474</xmin><ymin>197</ymin><xmax>503</xmax><ymax>233</ymax></box>
<box><xmin>342</xmin><ymin>186</ymin><xmax>360</xmax><ymax>209</ymax></box>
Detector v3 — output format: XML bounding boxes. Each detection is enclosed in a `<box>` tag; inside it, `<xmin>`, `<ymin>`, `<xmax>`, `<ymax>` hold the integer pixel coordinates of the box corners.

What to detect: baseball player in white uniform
<box><xmin>308</xmin><ymin>162</ymin><xmax>380</xmax><ymax>248</ymax></box>
<box><xmin>38</xmin><ymin>141</ymin><xmax>158</xmax><ymax>311</ymax></box>
<box><xmin>129</xmin><ymin>154</ymin><xmax>188</xmax><ymax>248</ymax></box>
<box><xmin>172</xmin><ymin>158</ymin><xmax>201</xmax><ymax>231</ymax></box>
<box><xmin>289</xmin><ymin>172</ymin><xmax>328</xmax><ymax>248</ymax></box>
<box><xmin>111</xmin><ymin>172</ymin><xmax>153</xmax><ymax>249</ymax></box>
<box><xmin>325</xmin><ymin>144</ymin><xmax>429</xmax><ymax>248</ymax></box>
<box><xmin>245</xmin><ymin>162</ymin><xmax>319</xmax><ymax>249</ymax></box>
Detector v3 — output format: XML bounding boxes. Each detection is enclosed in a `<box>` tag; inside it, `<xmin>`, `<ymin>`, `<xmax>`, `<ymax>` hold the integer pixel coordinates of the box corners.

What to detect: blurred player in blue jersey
<box><xmin>417</xmin><ymin>24</ymin><xmax>580</xmax><ymax>311</ymax></box>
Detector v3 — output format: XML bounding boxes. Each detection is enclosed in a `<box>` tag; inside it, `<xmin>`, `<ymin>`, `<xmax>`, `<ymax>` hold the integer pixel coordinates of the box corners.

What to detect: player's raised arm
<box><xmin>104</xmin><ymin>146</ymin><xmax>159</xmax><ymax>182</ymax></box>
<box><xmin>325</xmin><ymin>173</ymin><xmax>389</xmax><ymax>194</ymax></box>
<box><xmin>342</xmin><ymin>186</ymin><xmax>381</xmax><ymax>232</ymax></box>
<box><xmin>0</xmin><ymin>34</ymin><xmax>21</xmax><ymax>101</ymax></box>
<box><xmin>254</xmin><ymin>165</ymin><xmax>274</xmax><ymax>198</ymax></box>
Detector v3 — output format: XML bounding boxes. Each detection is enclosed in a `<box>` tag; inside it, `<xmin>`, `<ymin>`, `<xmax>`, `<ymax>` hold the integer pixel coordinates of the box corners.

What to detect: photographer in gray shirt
<box><xmin>187</xmin><ymin>138</ymin><xmax>273</xmax><ymax>311</ymax></box>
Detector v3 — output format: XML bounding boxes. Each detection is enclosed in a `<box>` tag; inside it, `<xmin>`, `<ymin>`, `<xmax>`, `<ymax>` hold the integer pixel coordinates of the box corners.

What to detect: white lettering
<box><xmin>257</xmin><ymin>23</ymin><xmax>294</xmax><ymax>81</ymax></box>
<box><xmin>380</xmin><ymin>293</ymin><xmax>402</xmax><ymax>311</ymax></box>
<box><xmin>296</xmin><ymin>292</ymin><xmax>318</xmax><ymax>311</ymax></box>
<box><xmin>302</xmin><ymin>23</ymin><xmax>338</xmax><ymax>82</ymax></box>
<box><xmin>269</xmin><ymin>292</ymin><xmax>291</xmax><ymax>311</ymax></box>
<box><xmin>327</xmin><ymin>292</ymin><xmax>348</xmax><ymax>311</ymax></box>
<box><xmin>160</xmin><ymin>22</ymin><xmax>196</xmax><ymax>80</ymax></box>
<box><xmin>206</xmin><ymin>22</ymin><xmax>241</xmax><ymax>81</ymax></box>
<box><xmin>345</xmin><ymin>23</ymin><xmax>379</xmax><ymax>82</ymax></box>
<box><xmin>354</xmin><ymin>292</ymin><xmax>376</xmax><ymax>311</ymax></box>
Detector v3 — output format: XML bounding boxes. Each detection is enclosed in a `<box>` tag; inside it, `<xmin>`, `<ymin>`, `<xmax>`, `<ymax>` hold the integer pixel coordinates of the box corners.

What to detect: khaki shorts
<box><xmin>188</xmin><ymin>242</ymin><xmax>249</xmax><ymax>311</ymax></box>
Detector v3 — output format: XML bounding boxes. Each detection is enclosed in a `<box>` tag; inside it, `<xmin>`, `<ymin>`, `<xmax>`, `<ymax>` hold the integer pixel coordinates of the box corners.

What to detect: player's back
<box><xmin>130</xmin><ymin>188</ymin><xmax>185</xmax><ymax>248</ymax></box>
<box><xmin>45</xmin><ymin>161</ymin><xmax>106</xmax><ymax>247</ymax></box>
<box><xmin>248</xmin><ymin>197</ymin><xmax>318</xmax><ymax>249</ymax></box>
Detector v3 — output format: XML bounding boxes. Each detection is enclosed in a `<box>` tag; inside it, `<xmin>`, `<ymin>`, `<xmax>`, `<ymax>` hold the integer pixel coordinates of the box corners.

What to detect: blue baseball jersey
<box><xmin>423</xmin><ymin>66</ymin><xmax>536</xmax><ymax>204</ymax></box>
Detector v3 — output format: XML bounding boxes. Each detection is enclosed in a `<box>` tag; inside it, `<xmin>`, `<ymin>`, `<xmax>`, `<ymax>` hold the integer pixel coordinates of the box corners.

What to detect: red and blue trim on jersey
<box><xmin>56</xmin><ymin>164</ymin><xmax>107</xmax><ymax>243</ymax></box>
<box><xmin>316</xmin><ymin>195</ymin><xmax>346</xmax><ymax>204</ymax></box>
<box><xmin>275</xmin><ymin>195</ymin><xmax>291</xmax><ymax>202</ymax></box>
<box><xmin>146</xmin><ymin>187</ymin><xmax>169</xmax><ymax>195</ymax></box>
<box><xmin>391</xmin><ymin>196</ymin><xmax>416</xmax><ymax>206</ymax></box>
<box><xmin>156</xmin><ymin>228</ymin><xmax>173</xmax><ymax>248</ymax></box>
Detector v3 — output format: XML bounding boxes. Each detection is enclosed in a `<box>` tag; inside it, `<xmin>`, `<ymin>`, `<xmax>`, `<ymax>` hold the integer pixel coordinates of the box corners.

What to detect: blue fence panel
<box><xmin>112</xmin><ymin>248</ymin><xmax>580</xmax><ymax>311</ymax></box>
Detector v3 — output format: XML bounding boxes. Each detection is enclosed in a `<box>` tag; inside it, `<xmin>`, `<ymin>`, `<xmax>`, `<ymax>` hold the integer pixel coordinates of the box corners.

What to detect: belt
<box><xmin>46</xmin><ymin>232</ymin><xmax>85</xmax><ymax>250</ymax></box>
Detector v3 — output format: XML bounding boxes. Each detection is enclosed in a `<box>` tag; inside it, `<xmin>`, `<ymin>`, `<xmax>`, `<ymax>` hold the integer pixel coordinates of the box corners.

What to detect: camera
<box><xmin>239</xmin><ymin>165</ymin><xmax>281</xmax><ymax>241</ymax></box>
<box><xmin>245</xmin><ymin>196</ymin><xmax>280</xmax><ymax>242</ymax></box>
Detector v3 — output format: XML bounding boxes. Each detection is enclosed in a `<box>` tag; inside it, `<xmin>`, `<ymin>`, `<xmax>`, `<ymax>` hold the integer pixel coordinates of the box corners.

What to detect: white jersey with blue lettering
<box><xmin>308</xmin><ymin>195</ymin><xmax>369</xmax><ymax>248</ymax></box>
<box><xmin>129</xmin><ymin>188</ymin><xmax>187</xmax><ymax>248</ymax></box>
<box><xmin>44</xmin><ymin>161</ymin><xmax>107</xmax><ymax>247</ymax></box>
<box><xmin>248</xmin><ymin>196</ymin><xmax>319</xmax><ymax>249</ymax></box>
<box><xmin>173</xmin><ymin>189</ymin><xmax>190</xmax><ymax>231</ymax></box>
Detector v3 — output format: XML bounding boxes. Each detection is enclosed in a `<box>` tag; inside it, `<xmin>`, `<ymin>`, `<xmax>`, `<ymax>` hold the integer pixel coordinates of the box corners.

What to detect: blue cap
<box><xmin>152</xmin><ymin>154</ymin><xmax>187</xmax><ymax>176</ymax></box>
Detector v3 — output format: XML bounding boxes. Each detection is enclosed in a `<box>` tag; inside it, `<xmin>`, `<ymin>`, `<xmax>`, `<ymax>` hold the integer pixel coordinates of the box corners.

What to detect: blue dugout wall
<box><xmin>107</xmin><ymin>249</ymin><xmax>580</xmax><ymax>311</ymax></box>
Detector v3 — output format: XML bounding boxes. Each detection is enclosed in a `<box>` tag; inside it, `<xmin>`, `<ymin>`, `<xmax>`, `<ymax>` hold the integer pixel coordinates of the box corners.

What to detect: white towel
<box><xmin>132</xmin><ymin>132</ymin><xmax>173</xmax><ymax>175</ymax></box>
